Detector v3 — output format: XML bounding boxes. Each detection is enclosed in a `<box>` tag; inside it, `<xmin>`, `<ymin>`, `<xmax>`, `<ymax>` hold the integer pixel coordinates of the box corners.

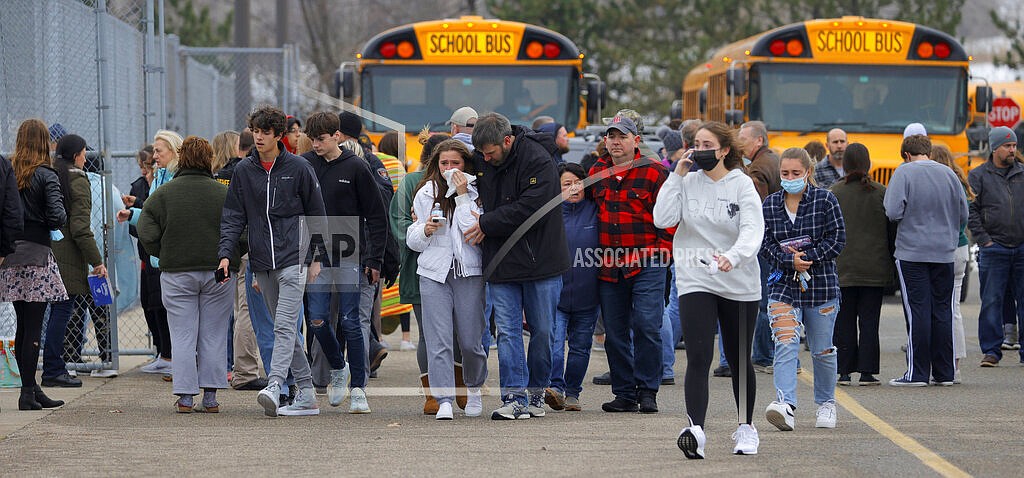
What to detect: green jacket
<box><xmin>389</xmin><ymin>170</ymin><xmax>423</xmax><ymax>304</ymax></box>
<box><xmin>830</xmin><ymin>179</ymin><xmax>894</xmax><ymax>288</ymax></box>
<box><xmin>137</xmin><ymin>168</ymin><xmax>241</xmax><ymax>273</ymax></box>
<box><xmin>52</xmin><ymin>169</ymin><xmax>103</xmax><ymax>296</ymax></box>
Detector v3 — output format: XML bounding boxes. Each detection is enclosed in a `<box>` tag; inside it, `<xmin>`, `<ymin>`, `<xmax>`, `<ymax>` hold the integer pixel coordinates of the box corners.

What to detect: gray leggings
<box><xmin>419</xmin><ymin>272</ymin><xmax>487</xmax><ymax>404</ymax></box>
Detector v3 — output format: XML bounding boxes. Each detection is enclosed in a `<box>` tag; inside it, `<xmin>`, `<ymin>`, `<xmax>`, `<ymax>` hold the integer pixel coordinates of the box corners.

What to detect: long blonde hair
<box><xmin>211</xmin><ymin>130</ymin><xmax>239</xmax><ymax>172</ymax></box>
<box><xmin>931</xmin><ymin>144</ymin><xmax>975</xmax><ymax>201</ymax></box>
<box><xmin>12</xmin><ymin>119</ymin><xmax>51</xmax><ymax>190</ymax></box>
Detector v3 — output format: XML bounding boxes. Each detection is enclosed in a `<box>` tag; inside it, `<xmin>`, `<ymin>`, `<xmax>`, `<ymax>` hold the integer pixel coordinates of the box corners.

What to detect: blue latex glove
<box><xmin>150</xmin><ymin>256</ymin><xmax>160</xmax><ymax>268</ymax></box>
<box><xmin>50</xmin><ymin>229</ymin><xmax>64</xmax><ymax>241</ymax></box>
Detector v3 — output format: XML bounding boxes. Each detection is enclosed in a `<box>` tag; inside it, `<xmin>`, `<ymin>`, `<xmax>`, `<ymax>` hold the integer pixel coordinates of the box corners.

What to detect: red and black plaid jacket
<box><xmin>588</xmin><ymin>151</ymin><xmax>673</xmax><ymax>282</ymax></box>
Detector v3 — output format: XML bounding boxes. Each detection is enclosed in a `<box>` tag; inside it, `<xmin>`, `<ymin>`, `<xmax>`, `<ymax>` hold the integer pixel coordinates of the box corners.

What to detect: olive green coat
<box><xmin>52</xmin><ymin>169</ymin><xmax>103</xmax><ymax>295</ymax></box>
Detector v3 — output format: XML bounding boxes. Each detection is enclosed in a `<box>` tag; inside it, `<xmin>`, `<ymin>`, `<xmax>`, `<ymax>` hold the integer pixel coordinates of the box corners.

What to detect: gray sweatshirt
<box><xmin>883</xmin><ymin>160</ymin><xmax>968</xmax><ymax>263</ymax></box>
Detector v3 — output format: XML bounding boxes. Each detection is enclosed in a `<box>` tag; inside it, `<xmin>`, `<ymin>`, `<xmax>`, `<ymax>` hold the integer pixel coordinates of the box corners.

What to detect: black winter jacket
<box><xmin>0</xmin><ymin>155</ymin><xmax>23</xmax><ymax>257</ymax></box>
<box><xmin>475</xmin><ymin>125</ymin><xmax>569</xmax><ymax>282</ymax></box>
<box><xmin>19</xmin><ymin>165</ymin><xmax>66</xmax><ymax>247</ymax></box>
<box><xmin>219</xmin><ymin>143</ymin><xmax>327</xmax><ymax>272</ymax></box>
<box><xmin>968</xmin><ymin>159</ymin><xmax>1024</xmax><ymax>248</ymax></box>
<box><xmin>303</xmin><ymin>149</ymin><xmax>389</xmax><ymax>271</ymax></box>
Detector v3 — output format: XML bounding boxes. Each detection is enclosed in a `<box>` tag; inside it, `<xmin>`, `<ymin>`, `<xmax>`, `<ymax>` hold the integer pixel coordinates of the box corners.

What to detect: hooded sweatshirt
<box><xmin>653</xmin><ymin>168</ymin><xmax>764</xmax><ymax>302</ymax></box>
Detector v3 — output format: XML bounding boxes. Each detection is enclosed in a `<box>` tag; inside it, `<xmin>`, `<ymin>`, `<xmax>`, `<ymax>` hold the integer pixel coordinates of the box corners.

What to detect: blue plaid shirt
<box><xmin>814</xmin><ymin>157</ymin><xmax>842</xmax><ymax>189</ymax></box>
<box><xmin>760</xmin><ymin>185</ymin><xmax>846</xmax><ymax>307</ymax></box>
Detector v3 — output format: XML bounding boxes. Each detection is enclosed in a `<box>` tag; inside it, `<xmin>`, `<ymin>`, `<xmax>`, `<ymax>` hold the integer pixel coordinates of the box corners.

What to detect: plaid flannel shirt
<box><xmin>760</xmin><ymin>185</ymin><xmax>846</xmax><ymax>307</ymax></box>
<box><xmin>814</xmin><ymin>157</ymin><xmax>842</xmax><ymax>189</ymax></box>
<box><xmin>589</xmin><ymin>152</ymin><xmax>672</xmax><ymax>282</ymax></box>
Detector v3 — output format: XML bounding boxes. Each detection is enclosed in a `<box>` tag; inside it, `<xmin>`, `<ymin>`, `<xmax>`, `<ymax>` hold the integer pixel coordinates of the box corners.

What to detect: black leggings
<box><xmin>680</xmin><ymin>292</ymin><xmax>758</xmax><ymax>426</ymax></box>
<box><xmin>14</xmin><ymin>301</ymin><xmax>47</xmax><ymax>388</ymax></box>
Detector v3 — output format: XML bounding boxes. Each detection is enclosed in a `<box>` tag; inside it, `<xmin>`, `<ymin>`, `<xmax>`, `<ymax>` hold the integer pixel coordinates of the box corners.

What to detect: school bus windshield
<box><xmin>749</xmin><ymin>63</ymin><xmax>969</xmax><ymax>135</ymax></box>
<box><xmin>361</xmin><ymin>65</ymin><xmax>579</xmax><ymax>132</ymax></box>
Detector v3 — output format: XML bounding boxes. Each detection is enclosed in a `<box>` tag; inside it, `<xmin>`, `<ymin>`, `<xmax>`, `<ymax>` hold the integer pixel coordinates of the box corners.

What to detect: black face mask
<box><xmin>692</xmin><ymin>149</ymin><xmax>719</xmax><ymax>171</ymax></box>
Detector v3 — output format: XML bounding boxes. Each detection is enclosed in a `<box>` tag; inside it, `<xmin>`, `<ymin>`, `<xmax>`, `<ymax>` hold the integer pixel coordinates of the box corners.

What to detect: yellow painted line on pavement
<box><xmin>798</xmin><ymin>374</ymin><xmax>970</xmax><ymax>478</ymax></box>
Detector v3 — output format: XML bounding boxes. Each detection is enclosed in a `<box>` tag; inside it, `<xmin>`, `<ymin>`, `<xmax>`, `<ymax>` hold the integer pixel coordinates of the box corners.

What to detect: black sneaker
<box><xmin>592</xmin><ymin>371</ymin><xmax>611</xmax><ymax>385</ymax></box>
<box><xmin>41</xmin><ymin>373</ymin><xmax>82</xmax><ymax>388</ymax></box>
<box><xmin>858</xmin><ymin>373</ymin><xmax>880</xmax><ymax>386</ymax></box>
<box><xmin>638</xmin><ymin>390</ymin><xmax>658</xmax><ymax>414</ymax></box>
<box><xmin>713</xmin><ymin>365</ymin><xmax>731</xmax><ymax>377</ymax></box>
<box><xmin>837</xmin><ymin>374</ymin><xmax>852</xmax><ymax>386</ymax></box>
<box><xmin>233</xmin><ymin>377</ymin><xmax>268</xmax><ymax>391</ymax></box>
<box><xmin>601</xmin><ymin>397</ymin><xmax>639</xmax><ymax>413</ymax></box>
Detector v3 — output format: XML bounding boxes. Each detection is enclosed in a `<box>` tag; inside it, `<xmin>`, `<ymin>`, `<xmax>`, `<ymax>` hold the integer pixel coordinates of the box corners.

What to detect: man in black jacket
<box><xmin>466</xmin><ymin>113</ymin><xmax>569</xmax><ymax>420</ymax></box>
<box><xmin>218</xmin><ymin>105</ymin><xmax>328</xmax><ymax>417</ymax></box>
<box><xmin>0</xmin><ymin>154</ymin><xmax>24</xmax><ymax>266</ymax></box>
<box><xmin>969</xmin><ymin>126</ymin><xmax>1024</xmax><ymax>366</ymax></box>
<box><xmin>300</xmin><ymin>111</ymin><xmax>388</xmax><ymax>412</ymax></box>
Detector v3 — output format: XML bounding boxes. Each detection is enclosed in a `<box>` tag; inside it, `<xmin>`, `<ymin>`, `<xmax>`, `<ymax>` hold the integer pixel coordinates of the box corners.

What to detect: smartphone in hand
<box><xmin>215</xmin><ymin>267</ymin><xmax>228</xmax><ymax>283</ymax></box>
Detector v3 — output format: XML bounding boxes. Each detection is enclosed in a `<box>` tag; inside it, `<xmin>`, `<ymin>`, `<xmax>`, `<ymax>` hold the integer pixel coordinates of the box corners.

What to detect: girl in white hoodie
<box><xmin>653</xmin><ymin>121</ymin><xmax>765</xmax><ymax>459</ymax></box>
<box><xmin>407</xmin><ymin>139</ymin><xmax>487</xmax><ymax>420</ymax></box>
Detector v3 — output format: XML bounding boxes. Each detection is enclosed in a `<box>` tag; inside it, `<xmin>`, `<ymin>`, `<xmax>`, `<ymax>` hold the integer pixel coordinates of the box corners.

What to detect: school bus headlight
<box><xmin>917</xmin><ymin>41</ymin><xmax>934</xmax><ymax>59</ymax></box>
<box><xmin>526</xmin><ymin>41</ymin><xmax>543</xmax><ymax>59</ymax></box>
<box><xmin>397</xmin><ymin>41</ymin><xmax>415</xmax><ymax>58</ymax></box>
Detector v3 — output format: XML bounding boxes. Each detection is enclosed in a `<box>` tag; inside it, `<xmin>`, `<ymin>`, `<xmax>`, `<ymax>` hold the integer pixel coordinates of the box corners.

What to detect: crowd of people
<box><xmin>0</xmin><ymin>104</ymin><xmax>1020</xmax><ymax>460</ymax></box>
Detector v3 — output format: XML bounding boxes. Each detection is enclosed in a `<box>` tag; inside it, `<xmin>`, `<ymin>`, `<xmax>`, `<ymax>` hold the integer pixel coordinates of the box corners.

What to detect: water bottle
<box><xmin>430</xmin><ymin>202</ymin><xmax>446</xmax><ymax>225</ymax></box>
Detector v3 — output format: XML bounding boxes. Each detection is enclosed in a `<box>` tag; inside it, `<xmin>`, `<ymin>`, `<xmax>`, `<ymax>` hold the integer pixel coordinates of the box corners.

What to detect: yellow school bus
<box><xmin>335</xmin><ymin>16</ymin><xmax>605</xmax><ymax>171</ymax></box>
<box><xmin>679</xmin><ymin>17</ymin><xmax>987</xmax><ymax>183</ymax></box>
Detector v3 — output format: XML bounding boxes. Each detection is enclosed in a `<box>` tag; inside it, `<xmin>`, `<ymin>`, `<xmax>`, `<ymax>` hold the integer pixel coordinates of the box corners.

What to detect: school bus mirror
<box><xmin>670</xmin><ymin>100</ymin><xmax>683</xmax><ymax>121</ymax></box>
<box><xmin>727</xmin><ymin>67</ymin><xmax>746</xmax><ymax>96</ymax></box>
<box><xmin>725</xmin><ymin>109</ymin><xmax>744</xmax><ymax>126</ymax></box>
<box><xmin>341</xmin><ymin>66</ymin><xmax>356</xmax><ymax>100</ymax></box>
<box><xmin>586</xmin><ymin>79</ymin><xmax>607</xmax><ymax>110</ymax></box>
<box><xmin>974</xmin><ymin>86</ymin><xmax>992</xmax><ymax>113</ymax></box>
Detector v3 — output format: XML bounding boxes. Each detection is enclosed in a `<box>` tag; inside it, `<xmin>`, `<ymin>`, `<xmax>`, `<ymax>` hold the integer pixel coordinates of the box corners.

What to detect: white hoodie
<box><xmin>406</xmin><ymin>179</ymin><xmax>482</xmax><ymax>283</ymax></box>
<box><xmin>653</xmin><ymin>168</ymin><xmax>764</xmax><ymax>302</ymax></box>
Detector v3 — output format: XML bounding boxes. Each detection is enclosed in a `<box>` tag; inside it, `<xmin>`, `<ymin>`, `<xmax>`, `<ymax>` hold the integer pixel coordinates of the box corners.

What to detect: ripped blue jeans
<box><xmin>769</xmin><ymin>297</ymin><xmax>839</xmax><ymax>408</ymax></box>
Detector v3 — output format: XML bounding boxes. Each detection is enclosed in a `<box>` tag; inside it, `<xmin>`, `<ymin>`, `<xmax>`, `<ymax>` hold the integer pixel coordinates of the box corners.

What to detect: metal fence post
<box><xmin>95</xmin><ymin>0</ymin><xmax>119</xmax><ymax>371</ymax></box>
<box><xmin>282</xmin><ymin>44</ymin><xmax>290</xmax><ymax>115</ymax></box>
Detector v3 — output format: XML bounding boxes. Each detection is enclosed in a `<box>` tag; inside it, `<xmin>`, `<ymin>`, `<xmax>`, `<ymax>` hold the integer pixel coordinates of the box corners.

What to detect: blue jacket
<box><xmin>558</xmin><ymin>198</ymin><xmax>599</xmax><ymax>313</ymax></box>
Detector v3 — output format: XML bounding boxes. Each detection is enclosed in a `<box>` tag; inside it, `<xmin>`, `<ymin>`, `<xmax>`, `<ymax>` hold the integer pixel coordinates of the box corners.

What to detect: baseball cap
<box><xmin>447</xmin><ymin>106</ymin><xmax>478</xmax><ymax>127</ymax></box>
<box><xmin>903</xmin><ymin>122</ymin><xmax>927</xmax><ymax>138</ymax></box>
<box><xmin>605</xmin><ymin>115</ymin><xmax>638</xmax><ymax>136</ymax></box>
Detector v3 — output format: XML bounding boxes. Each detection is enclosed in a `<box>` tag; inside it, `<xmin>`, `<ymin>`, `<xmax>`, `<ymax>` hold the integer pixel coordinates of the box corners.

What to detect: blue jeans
<box><xmin>491</xmin><ymin>276</ymin><xmax>561</xmax><ymax>404</ymax></box>
<box><xmin>550</xmin><ymin>307</ymin><xmax>600</xmax><ymax>398</ymax></box>
<box><xmin>246</xmin><ymin>263</ymin><xmax>301</xmax><ymax>387</ymax></box>
<box><xmin>770</xmin><ymin>297</ymin><xmax>839</xmax><ymax>407</ymax></box>
<box><xmin>660</xmin><ymin>267</ymin><xmax>681</xmax><ymax>379</ymax></box>
<box><xmin>599</xmin><ymin>266</ymin><xmax>665</xmax><ymax>401</ymax></box>
<box><xmin>305</xmin><ymin>267</ymin><xmax>366</xmax><ymax>388</ymax></box>
<box><xmin>751</xmin><ymin>256</ymin><xmax>775</xmax><ymax>366</ymax></box>
<box><xmin>978</xmin><ymin>243</ymin><xmax>1024</xmax><ymax>359</ymax></box>
<box><xmin>42</xmin><ymin>297</ymin><xmax>75</xmax><ymax>378</ymax></box>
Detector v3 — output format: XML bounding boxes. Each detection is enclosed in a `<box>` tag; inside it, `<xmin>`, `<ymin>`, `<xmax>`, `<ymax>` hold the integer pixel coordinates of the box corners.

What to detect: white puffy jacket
<box><xmin>406</xmin><ymin>179</ymin><xmax>482</xmax><ymax>283</ymax></box>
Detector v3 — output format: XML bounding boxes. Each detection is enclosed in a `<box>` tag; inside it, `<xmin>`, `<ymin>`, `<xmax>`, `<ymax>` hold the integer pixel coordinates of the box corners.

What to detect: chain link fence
<box><xmin>1</xmin><ymin>0</ymin><xmax>302</xmax><ymax>375</ymax></box>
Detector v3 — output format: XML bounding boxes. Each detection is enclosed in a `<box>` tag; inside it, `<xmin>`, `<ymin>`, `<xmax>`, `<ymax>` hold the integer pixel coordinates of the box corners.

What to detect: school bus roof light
<box><xmin>397</xmin><ymin>41</ymin><xmax>415</xmax><ymax>59</ymax></box>
<box><xmin>934</xmin><ymin>42</ymin><xmax>951</xmax><ymax>59</ymax></box>
<box><xmin>917</xmin><ymin>41</ymin><xmax>934</xmax><ymax>59</ymax></box>
<box><xmin>526</xmin><ymin>41</ymin><xmax>544</xmax><ymax>59</ymax></box>
<box><xmin>379</xmin><ymin>41</ymin><xmax>397</xmax><ymax>59</ymax></box>
<box><xmin>769</xmin><ymin>40</ymin><xmax>786</xmax><ymax>56</ymax></box>
<box><xmin>544</xmin><ymin>42</ymin><xmax>562</xmax><ymax>59</ymax></box>
<box><xmin>786</xmin><ymin>39</ymin><xmax>804</xmax><ymax>56</ymax></box>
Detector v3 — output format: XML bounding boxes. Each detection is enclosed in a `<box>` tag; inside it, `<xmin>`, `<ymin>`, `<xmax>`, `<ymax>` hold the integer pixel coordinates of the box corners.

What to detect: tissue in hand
<box><xmin>442</xmin><ymin>169</ymin><xmax>476</xmax><ymax>198</ymax></box>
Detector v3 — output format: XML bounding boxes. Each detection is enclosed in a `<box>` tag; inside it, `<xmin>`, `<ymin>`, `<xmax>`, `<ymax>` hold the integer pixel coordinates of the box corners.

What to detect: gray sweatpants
<box><xmin>160</xmin><ymin>271</ymin><xmax>234</xmax><ymax>396</ymax></box>
<box><xmin>254</xmin><ymin>265</ymin><xmax>313</xmax><ymax>389</ymax></box>
<box><xmin>419</xmin><ymin>271</ymin><xmax>487</xmax><ymax>404</ymax></box>
<box><xmin>359</xmin><ymin>278</ymin><xmax>377</xmax><ymax>383</ymax></box>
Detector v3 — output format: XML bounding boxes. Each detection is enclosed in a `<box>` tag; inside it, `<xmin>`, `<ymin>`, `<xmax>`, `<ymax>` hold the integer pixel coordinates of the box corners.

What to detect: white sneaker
<box><xmin>732</xmin><ymin>424</ymin><xmax>759</xmax><ymax>455</ymax></box>
<box><xmin>349</xmin><ymin>387</ymin><xmax>371</xmax><ymax>414</ymax></box>
<box><xmin>815</xmin><ymin>402</ymin><xmax>837</xmax><ymax>428</ymax></box>
<box><xmin>91</xmin><ymin>369</ymin><xmax>118</xmax><ymax>378</ymax></box>
<box><xmin>465</xmin><ymin>388</ymin><xmax>482</xmax><ymax>417</ymax></box>
<box><xmin>327</xmin><ymin>365</ymin><xmax>350</xmax><ymax>407</ymax></box>
<box><xmin>766</xmin><ymin>400</ymin><xmax>795</xmax><ymax>431</ymax></box>
<box><xmin>677</xmin><ymin>422</ymin><xmax>706</xmax><ymax>459</ymax></box>
<box><xmin>400</xmin><ymin>340</ymin><xmax>416</xmax><ymax>351</ymax></box>
<box><xmin>257</xmin><ymin>381</ymin><xmax>282</xmax><ymax>417</ymax></box>
<box><xmin>379</xmin><ymin>340</ymin><xmax>391</xmax><ymax>350</ymax></box>
<box><xmin>140</xmin><ymin>359</ymin><xmax>171</xmax><ymax>374</ymax></box>
<box><xmin>436</xmin><ymin>401</ymin><xmax>453</xmax><ymax>420</ymax></box>
<box><xmin>278</xmin><ymin>387</ymin><xmax>320</xmax><ymax>416</ymax></box>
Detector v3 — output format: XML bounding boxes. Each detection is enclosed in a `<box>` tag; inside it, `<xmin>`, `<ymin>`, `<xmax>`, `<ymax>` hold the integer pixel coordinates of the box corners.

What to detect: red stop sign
<box><xmin>989</xmin><ymin>97</ymin><xmax>1021</xmax><ymax>128</ymax></box>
